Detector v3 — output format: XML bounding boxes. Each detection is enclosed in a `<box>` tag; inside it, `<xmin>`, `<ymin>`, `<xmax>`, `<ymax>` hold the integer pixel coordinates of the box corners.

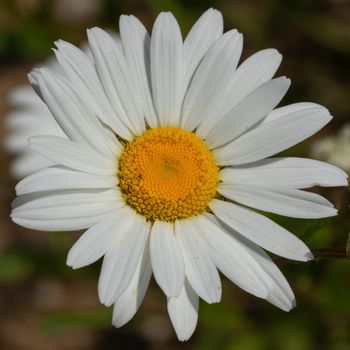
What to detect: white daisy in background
<box><xmin>10</xmin><ymin>9</ymin><xmax>348</xmax><ymax>341</ymax></box>
<box><xmin>311</xmin><ymin>123</ymin><xmax>350</xmax><ymax>174</ymax></box>
<box><xmin>4</xmin><ymin>83</ymin><xmax>66</xmax><ymax>178</ymax></box>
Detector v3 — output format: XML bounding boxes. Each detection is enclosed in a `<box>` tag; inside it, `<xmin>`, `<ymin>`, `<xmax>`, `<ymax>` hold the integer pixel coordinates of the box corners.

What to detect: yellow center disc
<box><xmin>118</xmin><ymin>127</ymin><xmax>219</xmax><ymax>221</ymax></box>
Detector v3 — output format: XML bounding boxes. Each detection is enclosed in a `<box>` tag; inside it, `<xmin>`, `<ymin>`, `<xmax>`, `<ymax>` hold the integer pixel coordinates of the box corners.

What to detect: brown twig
<box><xmin>275</xmin><ymin>233</ymin><xmax>350</xmax><ymax>265</ymax></box>
<box><xmin>274</xmin><ymin>247</ymin><xmax>350</xmax><ymax>265</ymax></box>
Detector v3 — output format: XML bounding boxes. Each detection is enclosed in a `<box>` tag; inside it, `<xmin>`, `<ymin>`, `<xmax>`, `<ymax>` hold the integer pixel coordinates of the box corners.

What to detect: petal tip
<box><xmin>305</xmin><ymin>250</ymin><xmax>314</xmax><ymax>261</ymax></box>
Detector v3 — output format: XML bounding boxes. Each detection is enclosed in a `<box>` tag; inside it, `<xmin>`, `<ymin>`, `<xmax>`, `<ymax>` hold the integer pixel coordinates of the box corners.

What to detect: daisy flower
<box><xmin>11</xmin><ymin>9</ymin><xmax>348</xmax><ymax>341</ymax></box>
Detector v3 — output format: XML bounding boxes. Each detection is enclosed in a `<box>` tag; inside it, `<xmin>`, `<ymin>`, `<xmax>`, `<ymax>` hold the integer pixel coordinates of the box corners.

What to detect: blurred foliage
<box><xmin>0</xmin><ymin>0</ymin><xmax>350</xmax><ymax>349</ymax></box>
<box><xmin>41</xmin><ymin>308</ymin><xmax>112</xmax><ymax>334</ymax></box>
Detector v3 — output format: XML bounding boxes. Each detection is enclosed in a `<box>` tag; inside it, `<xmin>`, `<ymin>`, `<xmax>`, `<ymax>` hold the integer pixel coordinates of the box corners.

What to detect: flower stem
<box><xmin>275</xmin><ymin>234</ymin><xmax>350</xmax><ymax>264</ymax></box>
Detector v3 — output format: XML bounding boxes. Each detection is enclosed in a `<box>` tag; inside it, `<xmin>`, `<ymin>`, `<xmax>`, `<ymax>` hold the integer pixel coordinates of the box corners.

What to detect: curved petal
<box><xmin>205</xmin><ymin>77</ymin><xmax>290</xmax><ymax>148</ymax></box>
<box><xmin>261</xmin><ymin>102</ymin><xmax>318</xmax><ymax>123</ymax></box>
<box><xmin>167</xmin><ymin>281</ymin><xmax>199</xmax><ymax>342</ymax></box>
<box><xmin>53</xmin><ymin>40</ymin><xmax>131</xmax><ymax>140</ymax></box>
<box><xmin>209</xmin><ymin>199</ymin><xmax>313</xmax><ymax>261</ymax></box>
<box><xmin>238</xmin><ymin>239</ymin><xmax>296</xmax><ymax>311</ymax></box>
<box><xmin>181</xmin><ymin>30</ymin><xmax>243</xmax><ymax>132</ymax></box>
<box><xmin>151</xmin><ymin>12</ymin><xmax>183</xmax><ymax>127</ymax></box>
<box><xmin>29</xmin><ymin>136</ymin><xmax>116</xmax><ymax>175</ymax></box>
<box><xmin>192</xmin><ymin>214</ymin><xmax>270</xmax><ymax>298</ymax></box>
<box><xmin>215</xmin><ymin>104</ymin><xmax>332</xmax><ymax>166</ymax></box>
<box><xmin>87</xmin><ymin>27</ymin><xmax>145</xmax><ymax>136</ymax></box>
<box><xmin>11</xmin><ymin>213</ymin><xmax>114</xmax><ymax>231</ymax></box>
<box><xmin>119</xmin><ymin>15</ymin><xmax>158</xmax><ymax>128</ymax></box>
<box><xmin>16</xmin><ymin>166</ymin><xmax>117</xmax><ymax>195</ymax></box>
<box><xmin>175</xmin><ymin>219</ymin><xmax>221</xmax><ymax>304</ymax></box>
<box><xmin>37</xmin><ymin>69</ymin><xmax>121</xmax><ymax>156</ymax></box>
<box><xmin>182</xmin><ymin>9</ymin><xmax>223</xmax><ymax>92</ymax></box>
<box><xmin>150</xmin><ymin>220</ymin><xmax>185</xmax><ymax>297</ymax></box>
<box><xmin>217</xmin><ymin>48</ymin><xmax>282</xmax><ymax>118</ymax></box>
<box><xmin>67</xmin><ymin>210</ymin><xmax>129</xmax><ymax>269</ymax></box>
<box><xmin>218</xmin><ymin>182</ymin><xmax>337</xmax><ymax>219</ymax></box>
<box><xmin>219</xmin><ymin>157</ymin><xmax>348</xmax><ymax>189</ymax></box>
<box><xmin>98</xmin><ymin>212</ymin><xmax>150</xmax><ymax>306</ymax></box>
<box><xmin>112</xmin><ymin>236</ymin><xmax>152</xmax><ymax>327</ymax></box>
<box><xmin>210</xmin><ymin>216</ymin><xmax>296</xmax><ymax>311</ymax></box>
<box><xmin>11</xmin><ymin>189</ymin><xmax>123</xmax><ymax>221</ymax></box>
<box><xmin>11</xmin><ymin>188</ymin><xmax>122</xmax><ymax>232</ymax></box>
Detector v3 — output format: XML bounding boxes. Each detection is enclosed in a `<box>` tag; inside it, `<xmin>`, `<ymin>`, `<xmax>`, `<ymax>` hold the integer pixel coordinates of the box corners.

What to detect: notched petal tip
<box><xmin>86</xmin><ymin>26</ymin><xmax>104</xmax><ymax>38</ymax></box>
<box><xmin>98</xmin><ymin>287</ymin><xmax>114</xmax><ymax>307</ymax></box>
<box><xmin>66</xmin><ymin>251</ymin><xmax>80</xmax><ymax>270</ymax></box>
<box><xmin>278</xmin><ymin>76</ymin><xmax>291</xmax><ymax>87</ymax></box>
<box><xmin>281</xmin><ymin>302</ymin><xmax>296</xmax><ymax>312</ymax></box>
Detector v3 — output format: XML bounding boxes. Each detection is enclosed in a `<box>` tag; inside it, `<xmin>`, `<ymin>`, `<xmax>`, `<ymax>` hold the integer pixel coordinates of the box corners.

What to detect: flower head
<box><xmin>11</xmin><ymin>9</ymin><xmax>347</xmax><ymax>341</ymax></box>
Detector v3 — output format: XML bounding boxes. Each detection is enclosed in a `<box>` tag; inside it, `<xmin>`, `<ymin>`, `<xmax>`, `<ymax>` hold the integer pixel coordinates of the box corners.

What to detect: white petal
<box><xmin>209</xmin><ymin>199</ymin><xmax>313</xmax><ymax>261</ymax></box>
<box><xmin>29</xmin><ymin>136</ymin><xmax>116</xmax><ymax>175</ymax></box>
<box><xmin>67</xmin><ymin>210</ymin><xmax>129</xmax><ymax>269</ymax></box>
<box><xmin>182</xmin><ymin>9</ymin><xmax>223</xmax><ymax>93</ymax></box>
<box><xmin>119</xmin><ymin>15</ymin><xmax>158</xmax><ymax>128</ymax></box>
<box><xmin>205</xmin><ymin>77</ymin><xmax>291</xmax><ymax>148</ymax></box>
<box><xmin>193</xmin><ymin>214</ymin><xmax>270</xmax><ymax>298</ymax></box>
<box><xmin>150</xmin><ymin>12</ymin><xmax>183</xmax><ymax>127</ymax></box>
<box><xmin>220</xmin><ymin>157</ymin><xmax>348</xmax><ymax>189</ymax></box>
<box><xmin>11</xmin><ymin>213</ymin><xmax>113</xmax><ymax>231</ymax></box>
<box><xmin>218</xmin><ymin>183</ymin><xmax>337</xmax><ymax>219</ymax></box>
<box><xmin>262</xmin><ymin>102</ymin><xmax>318</xmax><ymax>123</ymax></box>
<box><xmin>182</xmin><ymin>30</ymin><xmax>243</xmax><ymax>132</ymax></box>
<box><xmin>16</xmin><ymin>166</ymin><xmax>117</xmax><ymax>195</ymax></box>
<box><xmin>175</xmin><ymin>219</ymin><xmax>221</xmax><ymax>304</ymax></box>
<box><xmin>28</xmin><ymin>70</ymin><xmax>42</xmax><ymax>98</ymax></box>
<box><xmin>215</xmin><ymin>104</ymin><xmax>332</xmax><ymax>166</ymax></box>
<box><xmin>214</xmin><ymin>219</ymin><xmax>295</xmax><ymax>311</ymax></box>
<box><xmin>12</xmin><ymin>187</ymin><xmax>121</xmax><ymax>209</ymax></box>
<box><xmin>87</xmin><ymin>27</ymin><xmax>145</xmax><ymax>136</ymax></box>
<box><xmin>167</xmin><ymin>281</ymin><xmax>199</xmax><ymax>342</ymax></box>
<box><xmin>241</xmin><ymin>241</ymin><xmax>296</xmax><ymax>311</ymax></box>
<box><xmin>150</xmin><ymin>220</ymin><xmax>185</xmax><ymax>297</ymax></box>
<box><xmin>112</xmin><ymin>236</ymin><xmax>152</xmax><ymax>327</ymax></box>
<box><xmin>218</xmin><ymin>49</ymin><xmax>282</xmax><ymax>117</ymax></box>
<box><xmin>37</xmin><ymin>68</ymin><xmax>120</xmax><ymax>156</ymax></box>
<box><xmin>11</xmin><ymin>189</ymin><xmax>123</xmax><ymax>222</ymax></box>
<box><xmin>54</xmin><ymin>40</ymin><xmax>132</xmax><ymax>140</ymax></box>
<box><xmin>98</xmin><ymin>213</ymin><xmax>150</xmax><ymax>306</ymax></box>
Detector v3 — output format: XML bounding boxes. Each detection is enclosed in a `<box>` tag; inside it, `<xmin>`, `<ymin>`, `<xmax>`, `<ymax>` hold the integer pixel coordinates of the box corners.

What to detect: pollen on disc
<box><xmin>118</xmin><ymin>127</ymin><xmax>219</xmax><ymax>221</ymax></box>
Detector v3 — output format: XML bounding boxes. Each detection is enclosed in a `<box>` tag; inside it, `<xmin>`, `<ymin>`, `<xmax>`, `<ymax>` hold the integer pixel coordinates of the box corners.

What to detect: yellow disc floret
<box><xmin>118</xmin><ymin>127</ymin><xmax>219</xmax><ymax>221</ymax></box>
